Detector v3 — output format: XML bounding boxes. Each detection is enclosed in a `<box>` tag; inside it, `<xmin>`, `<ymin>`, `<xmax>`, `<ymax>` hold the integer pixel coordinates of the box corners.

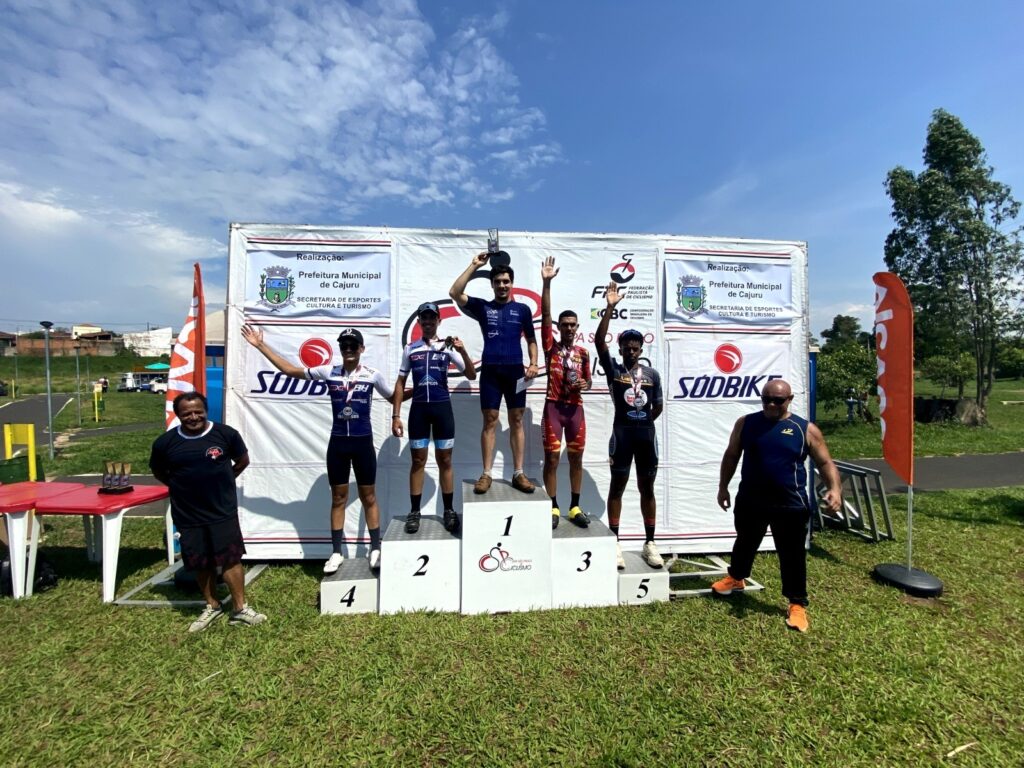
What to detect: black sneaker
<box><xmin>405</xmin><ymin>509</ymin><xmax>421</xmax><ymax>534</ymax></box>
<box><xmin>443</xmin><ymin>508</ymin><xmax>461</xmax><ymax>534</ymax></box>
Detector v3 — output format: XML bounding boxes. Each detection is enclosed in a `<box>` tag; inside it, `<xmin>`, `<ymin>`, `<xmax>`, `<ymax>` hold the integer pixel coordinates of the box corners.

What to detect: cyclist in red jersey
<box><xmin>540</xmin><ymin>256</ymin><xmax>592</xmax><ymax>529</ymax></box>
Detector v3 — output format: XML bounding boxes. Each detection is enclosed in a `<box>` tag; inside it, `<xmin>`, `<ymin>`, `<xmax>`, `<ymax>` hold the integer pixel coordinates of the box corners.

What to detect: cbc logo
<box><xmin>299</xmin><ymin>338</ymin><xmax>333</xmax><ymax>367</ymax></box>
<box><xmin>714</xmin><ymin>343</ymin><xmax>742</xmax><ymax>374</ymax></box>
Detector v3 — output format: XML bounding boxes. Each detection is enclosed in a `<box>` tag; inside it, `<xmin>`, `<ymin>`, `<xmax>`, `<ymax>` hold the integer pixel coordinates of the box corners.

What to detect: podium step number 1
<box><xmin>461</xmin><ymin>478</ymin><xmax>553</xmax><ymax>614</ymax></box>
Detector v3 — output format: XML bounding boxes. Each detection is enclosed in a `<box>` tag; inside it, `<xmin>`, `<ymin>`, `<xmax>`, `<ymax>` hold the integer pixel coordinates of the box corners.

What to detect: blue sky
<box><xmin>2</xmin><ymin>0</ymin><xmax>1022</xmax><ymax>338</ymax></box>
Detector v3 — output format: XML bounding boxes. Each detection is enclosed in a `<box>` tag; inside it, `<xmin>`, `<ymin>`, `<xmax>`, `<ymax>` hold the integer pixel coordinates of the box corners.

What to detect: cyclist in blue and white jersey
<box><xmin>391</xmin><ymin>302</ymin><xmax>476</xmax><ymax>535</ymax></box>
<box><xmin>242</xmin><ymin>325</ymin><xmax>400</xmax><ymax>574</ymax></box>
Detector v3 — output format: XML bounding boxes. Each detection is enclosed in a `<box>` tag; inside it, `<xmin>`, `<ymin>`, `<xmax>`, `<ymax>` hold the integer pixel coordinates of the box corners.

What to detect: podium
<box><xmin>320</xmin><ymin>557</ymin><xmax>379</xmax><ymax>615</ymax></box>
<box><xmin>617</xmin><ymin>550</ymin><xmax>669</xmax><ymax>605</ymax></box>
<box><xmin>379</xmin><ymin>515</ymin><xmax>461</xmax><ymax>614</ymax></box>
<box><xmin>551</xmin><ymin>518</ymin><xmax>618</xmax><ymax>609</ymax></box>
<box><xmin>460</xmin><ymin>478</ymin><xmax>552</xmax><ymax>614</ymax></box>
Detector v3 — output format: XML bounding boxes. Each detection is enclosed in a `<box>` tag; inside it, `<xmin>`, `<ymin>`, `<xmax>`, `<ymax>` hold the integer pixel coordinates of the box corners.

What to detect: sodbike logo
<box><xmin>478</xmin><ymin>543</ymin><xmax>533</xmax><ymax>572</ymax></box>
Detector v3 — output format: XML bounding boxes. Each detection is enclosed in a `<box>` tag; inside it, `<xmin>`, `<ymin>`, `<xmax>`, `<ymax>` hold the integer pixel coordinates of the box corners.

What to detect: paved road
<box><xmin>845</xmin><ymin>452</ymin><xmax>1023</xmax><ymax>492</ymax></box>
<box><xmin>0</xmin><ymin>394</ymin><xmax>74</xmax><ymax>454</ymax></box>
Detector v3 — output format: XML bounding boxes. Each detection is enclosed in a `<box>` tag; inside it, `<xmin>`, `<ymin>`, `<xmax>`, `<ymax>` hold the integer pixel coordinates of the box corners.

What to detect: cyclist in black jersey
<box><xmin>594</xmin><ymin>282</ymin><xmax>665</xmax><ymax>570</ymax></box>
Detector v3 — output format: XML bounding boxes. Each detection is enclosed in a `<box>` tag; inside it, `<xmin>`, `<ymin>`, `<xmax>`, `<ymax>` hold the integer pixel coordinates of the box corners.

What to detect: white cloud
<box><xmin>0</xmin><ymin>0</ymin><xmax>560</xmax><ymax>330</ymax></box>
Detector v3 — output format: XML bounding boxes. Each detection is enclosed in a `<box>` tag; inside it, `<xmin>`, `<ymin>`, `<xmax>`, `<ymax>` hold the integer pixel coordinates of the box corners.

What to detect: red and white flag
<box><xmin>873</xmin><ymin>272</ymin><xmax>914</xmax><ymax>486</ymax></box>
<box><xmin>165</xmin><ymin>263</ymin><xmax>207</xmax><ymax>429</ymax></box>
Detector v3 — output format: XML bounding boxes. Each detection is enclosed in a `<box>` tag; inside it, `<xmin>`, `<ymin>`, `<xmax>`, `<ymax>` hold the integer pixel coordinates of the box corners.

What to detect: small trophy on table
<box><xmin>99</xmin><ymin>460</ymin><xmax>134</xmax><ymax>494</ymax></box>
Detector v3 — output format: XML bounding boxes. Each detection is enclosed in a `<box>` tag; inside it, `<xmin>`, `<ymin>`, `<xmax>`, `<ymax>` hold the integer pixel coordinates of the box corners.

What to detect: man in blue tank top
<box><xmin>712</xmin><ymin>378</ymin><xmax>842</xmax><ymax>632</ymax></box>
<box><xmin>449</xmin><ymin>251</ymin><xmax>538</xmax><ymax>494</ymax></box>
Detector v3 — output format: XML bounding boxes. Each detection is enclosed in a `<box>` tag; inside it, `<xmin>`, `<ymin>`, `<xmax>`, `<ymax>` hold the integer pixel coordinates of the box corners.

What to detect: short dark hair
<box><xmin>557</xmin><ymin>310</ymin><xmax>578</xmax><ymax>323</ymax></box>
<box><xmin>618</xmin><ymin>329</ymin><xmax>644</xmax><ymax>346</ymax></box>
<box><xmin>490</xmin><ymin>264</ymin><xmax>514</xmax><ymax>283</ymax></box>
<box><xmin>173</xmin><ymin>391</ymin><xmax>208</xmax><ymax>416</ymax></box>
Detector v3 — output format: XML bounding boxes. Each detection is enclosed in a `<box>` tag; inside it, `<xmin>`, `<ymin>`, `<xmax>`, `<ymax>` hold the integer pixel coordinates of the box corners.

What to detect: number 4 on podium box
<box><xmin>320</xmin><ymin>558</ymin><xmax>379</xmax><ymax>614</ymax></box>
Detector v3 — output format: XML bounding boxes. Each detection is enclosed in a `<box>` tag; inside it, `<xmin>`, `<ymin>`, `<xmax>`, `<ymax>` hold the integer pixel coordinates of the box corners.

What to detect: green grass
<box><xmin>1</xmin><ymin>488</ymin><xmax>1022</xmax><ymax>766</ymax></box>
<box><xmin>0</xmin><ymin>352</ymin><xmax>166</xmax><ymax>396</ymax></box>
<box><xmin>819</xmin><ymin>378</ymin><xmax>1024</xmax><ymax>459</ymax></box>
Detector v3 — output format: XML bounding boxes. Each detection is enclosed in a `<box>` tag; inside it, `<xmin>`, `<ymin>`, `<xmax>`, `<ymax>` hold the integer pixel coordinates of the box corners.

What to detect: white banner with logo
<box><xmin>663</xmin><ymin>248</ymin><xmax>798</xmax><ymax>329</ymax></box>
<box><xmin>226</xmin><ymin>226</ymin><xmax>809</xmax><ymax>557</ymax></box>
<box><xmin>244</xmin><ymin>246</ymin><xmax>391</xmax><ymax>320</ymax></box>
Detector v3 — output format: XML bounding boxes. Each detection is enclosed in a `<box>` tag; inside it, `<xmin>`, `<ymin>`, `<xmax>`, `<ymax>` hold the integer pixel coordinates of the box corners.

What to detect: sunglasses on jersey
<box><xmin>761</xmin><ymin>395</ymin><xmax>791</xmax><ymax>406</ymax></box>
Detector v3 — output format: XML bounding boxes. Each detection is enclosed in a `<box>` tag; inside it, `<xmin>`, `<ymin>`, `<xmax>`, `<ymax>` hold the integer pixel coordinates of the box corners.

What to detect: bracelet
<box><xmin>392</xmin><ymin>415</ymin><xmax>400</xmax><ymax>419</ymax></box>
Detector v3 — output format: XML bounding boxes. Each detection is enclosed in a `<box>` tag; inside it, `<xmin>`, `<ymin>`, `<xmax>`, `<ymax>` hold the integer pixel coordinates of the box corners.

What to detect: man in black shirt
<box><xmin>150</xmin><ymin>392</ymin><xmax>266</xmax><ymax>633</ymax></box>
<box><xmin>595</xmin><ymin>282</ymin><xmax>665</xmax><ymax>570</ymax></box>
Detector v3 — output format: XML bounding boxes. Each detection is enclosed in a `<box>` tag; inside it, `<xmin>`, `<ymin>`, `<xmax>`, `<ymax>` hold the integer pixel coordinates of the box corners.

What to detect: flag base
<box><xmin>872</xmin><ymin>563</ymin><xmax>943</xmax><ymax>598</ymax></box>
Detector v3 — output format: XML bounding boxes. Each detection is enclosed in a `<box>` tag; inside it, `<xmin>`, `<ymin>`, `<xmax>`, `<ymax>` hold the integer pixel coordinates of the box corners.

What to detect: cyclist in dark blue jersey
<box><xmin>712</xmin><ymin>378</ymin><xmax>842</xmax><ymax>633</ymax></box>
<box><xmin>449</xmin><ymin>251</ymin><xmax>539</xmax><ymax>495</ymax></box>
<box><xmin>595</xmin><ymin>282</ymin><xmax>664</xmax><ymax>571</ymax></box>
<box><xmin>242</xmin><ymin>324</ymin><xmax>403</xmax><ymax>575</ymax></box>
<box><xmin>392</xmin><ymin>302</ymin><xmax>476</xmax><ymax>535</ymax></box>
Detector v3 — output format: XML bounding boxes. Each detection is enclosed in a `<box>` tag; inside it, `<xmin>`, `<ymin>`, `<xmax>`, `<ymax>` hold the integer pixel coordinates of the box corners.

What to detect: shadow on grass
<box><xmin>714</xmin><ymin>591</ymin><xmax>785</xmax><ymax>621</ymax></box>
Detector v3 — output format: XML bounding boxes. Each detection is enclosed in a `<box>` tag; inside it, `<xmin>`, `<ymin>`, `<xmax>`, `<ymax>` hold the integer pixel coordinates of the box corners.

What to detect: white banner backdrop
<box><xmin>226</xmin><ymin>226</ymin><xmax>809</xmax><ymax>557</ymax></box>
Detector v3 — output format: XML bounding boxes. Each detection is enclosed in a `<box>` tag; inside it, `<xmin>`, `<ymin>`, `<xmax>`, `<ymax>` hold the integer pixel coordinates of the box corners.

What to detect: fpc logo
<box><xmin>714</xmin><ymin>343</ymin><xmax>743</xmax><ymax>374</ymax></box>
<box><xmin>299</xmin><ymin>338</ymin><xmax>333</xmax><ymax>367</ymax></box>
<box><xmin>610</xmin><ymin>254</ymin><xmax>636</xmax><ymax>285</ymax></box>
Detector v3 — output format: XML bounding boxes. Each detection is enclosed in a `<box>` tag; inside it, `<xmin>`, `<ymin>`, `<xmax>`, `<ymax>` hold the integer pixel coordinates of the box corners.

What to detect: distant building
<box><xmin>123</xmin><ymin>327</ymin><xmax>173</xmax><ymax>357</ymax></box>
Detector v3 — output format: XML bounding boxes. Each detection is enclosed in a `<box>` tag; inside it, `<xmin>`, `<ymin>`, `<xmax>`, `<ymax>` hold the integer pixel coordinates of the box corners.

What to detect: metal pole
<box><xmin>40</xmin><ymin>321</ymin><xmax>55</xmax><ymax>459</ymax></box>
<box><xmin>12</xmin><ymin>326</ymin><xmax>18</xmax><ymax>399</ymax></box>
<box><xmin>74</xmin><ymin>344</ymin><xmax>83</xmax><ymax>426</ymax></box>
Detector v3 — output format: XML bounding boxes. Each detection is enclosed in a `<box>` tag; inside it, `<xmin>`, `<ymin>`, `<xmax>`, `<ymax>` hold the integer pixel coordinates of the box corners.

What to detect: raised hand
<box><xmin>541</xmin><ymin>255</ymin><xmax>559</xmax><ymax>281</ymax></box>
<box><xmin>241</xmin><ymin>324</ymin><xmax>264</xmax><ymax>347</ymax></box>
<box><xmin>471</xmin><ymin>251</ymin><xmax>490</xmax><ymax>268</ymax></box>
<box><xmin>606</xmin><ymin>282</ymin><xmax>624</xmax><ymax>307</ymax></box>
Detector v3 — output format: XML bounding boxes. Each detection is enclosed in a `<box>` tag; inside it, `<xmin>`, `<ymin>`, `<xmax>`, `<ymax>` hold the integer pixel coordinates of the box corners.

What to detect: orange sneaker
<box><xmin>786</xmin><ymin>604</ymin><xmax>809</xmax><ymax>633</ymax></box>
<box><xmin>710</xmin><ymin>575</ymin><xmax>746</xmax><ymax>596</ymax></box>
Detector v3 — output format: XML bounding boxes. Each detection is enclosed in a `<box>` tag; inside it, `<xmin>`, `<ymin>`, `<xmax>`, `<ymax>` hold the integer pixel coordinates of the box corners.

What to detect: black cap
<box><xmin>337</xmin><ymin>328</ymin><xmax>364</xmax><ymax>346</ymax></box>
<box><xmin>417</xmin><ymin>302</ymin><xmax>440</xmax><ymax>317</ymax></box>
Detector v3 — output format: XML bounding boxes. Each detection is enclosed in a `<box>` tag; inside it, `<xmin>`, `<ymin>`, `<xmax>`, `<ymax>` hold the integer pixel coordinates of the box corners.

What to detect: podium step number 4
<box><xmin>320</xmin><ymin>557</ymin><xmax>379</xmax><ymax>615</ymax></box>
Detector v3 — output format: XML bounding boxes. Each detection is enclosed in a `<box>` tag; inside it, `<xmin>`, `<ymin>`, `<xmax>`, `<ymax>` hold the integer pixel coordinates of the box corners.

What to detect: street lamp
<box><xmin>73</xmin><ymin>343</ymin><xmax>83</xmax><ymax>427</ymax></box>
<box><xmin>40</xmin><ymin>321</ymin><xmax>55</xmax><ymax>459</ymax></box>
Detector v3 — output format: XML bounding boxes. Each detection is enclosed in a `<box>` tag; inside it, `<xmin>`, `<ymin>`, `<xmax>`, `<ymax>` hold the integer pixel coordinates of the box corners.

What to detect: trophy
<box><xmin>487</xmin><ymin>228</ymin><xmax>511</xmax><ymax>267</ymax></box>
<box><xmin>99</xmin><ymin>460</ymin><xmax>134</xmax><ymax>494</ymax></box>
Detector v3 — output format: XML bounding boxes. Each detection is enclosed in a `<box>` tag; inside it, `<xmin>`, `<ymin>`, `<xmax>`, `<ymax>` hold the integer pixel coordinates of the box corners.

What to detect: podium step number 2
<box><xmin>379</xmin><ymin>516</ymin><xmax>460</xmax><ymax>615</ymax></box>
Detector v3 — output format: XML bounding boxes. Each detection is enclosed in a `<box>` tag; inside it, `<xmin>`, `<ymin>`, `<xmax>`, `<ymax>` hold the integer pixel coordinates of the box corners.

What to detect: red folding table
<box><xmin>0</xmin><ymin>482</ymin><xmax>86</xmax><ymax>598</ymax></box>
<box><xmin>31</xmin><ymin>485</ymin><xmax>171</xmax><ymax>602</ymax></box>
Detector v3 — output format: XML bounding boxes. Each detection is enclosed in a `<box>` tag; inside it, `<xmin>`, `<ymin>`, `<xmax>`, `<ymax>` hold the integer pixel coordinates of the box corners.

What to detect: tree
<box><xmin>820</xmin><ymin>314</ymin><xmax>874</xmax><ymax>353</ymax></box>
<box><xmin>884</xmin><ymin>109</ymin><xmax>1024</xmax><ymax>419</ymax></box>
<box><xmin>920</xmin><ymin>353</ymin><xmax>975</xmax><ymax>398</ymax></box>
<box><xmin>815</xmin><ymin>343</ymin><xmax>876</xmax><ymax>414</ymax></box>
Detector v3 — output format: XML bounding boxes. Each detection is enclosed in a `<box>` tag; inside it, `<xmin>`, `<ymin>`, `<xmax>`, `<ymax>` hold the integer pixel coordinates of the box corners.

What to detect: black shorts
<box><xmin>608</xmin><ymin>424</ymin><xmax>658</xmax><ymax>478</ymax></box>
<box><xmin>327</xmin><ymin>434</ymin><xmax>377</xmax><ymax>486</ymax></box>
<box><xmin>408</xmin><ymin>401</ymin><xmax>456</xmax><ymax>450</ymax></box>
<box><xmin>479</xmin><ymin>363</ymin><xmax>527</xmax><ymax>410</ymax></box>
<box><xmin>178</xmin><ymin>516</ymin><xmax>246</xmax><ymax>571</ymax></box>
